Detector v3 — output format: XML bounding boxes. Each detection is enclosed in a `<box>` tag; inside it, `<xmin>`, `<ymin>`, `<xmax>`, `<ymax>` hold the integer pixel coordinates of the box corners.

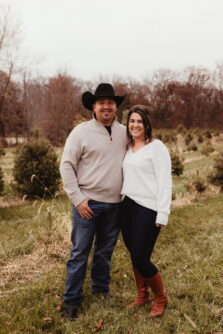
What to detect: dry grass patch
<box><xmin>0</xmin><ymin>197</ymin><xmax>25</xmax><ymax>207</ymax></box>
<box><xmin>0</xmin><ymin>243</ymin><xmax>69</xmax><ymax>294</ymax></box>
<box><xmin>184</xmin><ymin>156</ymin><xmax>203</xmax><ymax>163</ymax></box>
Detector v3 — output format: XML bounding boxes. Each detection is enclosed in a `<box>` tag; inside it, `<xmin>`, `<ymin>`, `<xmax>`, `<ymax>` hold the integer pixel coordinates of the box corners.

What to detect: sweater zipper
<box><xmin>105</xmin><ymin>126</ymin><xmax>112</xmax><ymax>141</ymax></box>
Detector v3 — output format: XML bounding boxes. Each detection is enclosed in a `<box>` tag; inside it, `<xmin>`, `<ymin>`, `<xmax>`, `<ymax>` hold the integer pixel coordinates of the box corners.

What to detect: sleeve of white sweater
<box><xmin>152</xmin><ymin>141</ymin><xmax>172</xmax><ymax>225</ymax></box>
<box><xmin>60</xmin><ymin>126</ymin><xmax>86</xmax><ymax>207</ymax></box>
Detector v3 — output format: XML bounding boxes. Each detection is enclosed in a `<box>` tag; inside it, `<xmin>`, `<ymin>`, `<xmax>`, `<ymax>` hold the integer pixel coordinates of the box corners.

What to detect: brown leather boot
<box><xmin>127</xmin><ymin>267</ymin><xmax>150</xmax><ymax>308</ymax></box>
<box><xmin>148</xmin><ymin>272</ymin><xmax>168</xmax><ymax>317</ymax></box>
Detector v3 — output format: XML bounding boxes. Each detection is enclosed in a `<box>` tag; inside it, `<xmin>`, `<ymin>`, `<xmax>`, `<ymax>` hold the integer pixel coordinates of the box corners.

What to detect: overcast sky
<box><xmin>3</xmin><ymin>0</ymin><xmax>223</xmax><ymax>80</ymax></box>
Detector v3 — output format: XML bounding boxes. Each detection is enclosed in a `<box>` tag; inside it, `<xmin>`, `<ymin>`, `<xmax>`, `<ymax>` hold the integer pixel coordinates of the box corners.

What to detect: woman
<box><xmin>120</xmin><ymin>105</ymin><xmax>172</xmax><ymax>317</ymax></box>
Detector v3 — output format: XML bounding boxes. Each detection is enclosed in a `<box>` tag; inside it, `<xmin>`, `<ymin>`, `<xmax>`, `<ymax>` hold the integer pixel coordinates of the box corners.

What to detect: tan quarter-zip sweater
<box><xmin>60</xmin><ymin>118</ymin><xmax>128</xmax><ymax>206</ymax></box>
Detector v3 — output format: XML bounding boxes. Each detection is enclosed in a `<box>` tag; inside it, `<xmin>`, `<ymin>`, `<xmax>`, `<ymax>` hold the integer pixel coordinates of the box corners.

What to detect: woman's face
<box><xmin>128</xmin><ymin>112</ymin><xmax>145</xmax><ymax>141</ymax></box>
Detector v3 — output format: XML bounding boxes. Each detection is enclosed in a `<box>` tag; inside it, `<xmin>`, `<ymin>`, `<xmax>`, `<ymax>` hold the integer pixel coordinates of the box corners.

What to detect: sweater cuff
<box><xmin>156</xmin><ymin>212</ymin><xmax>169</xmax><ymax>226</ymax></box>
<box><xmin>71</xmin><ymin>193</ymin><xmax>87</xmax><ymax>207</ymax></box>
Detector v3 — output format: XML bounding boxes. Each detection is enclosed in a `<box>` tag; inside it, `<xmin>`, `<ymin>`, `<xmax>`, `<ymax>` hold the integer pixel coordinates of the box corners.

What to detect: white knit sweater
<box><xmin>121</xmin><ymin>139</ymin><xmax>172</xmax><ymax>225</ymax></box>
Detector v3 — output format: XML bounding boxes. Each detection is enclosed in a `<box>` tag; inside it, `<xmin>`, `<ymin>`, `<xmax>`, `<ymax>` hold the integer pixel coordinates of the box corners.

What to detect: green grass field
<box><xmin>0</xmin><ymin>133</ymin><xmax>223</xmax><ymax>333</ymax></box>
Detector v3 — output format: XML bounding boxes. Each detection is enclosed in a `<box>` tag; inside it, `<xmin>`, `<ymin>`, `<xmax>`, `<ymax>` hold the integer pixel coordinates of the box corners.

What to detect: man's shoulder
<box><xmin>71</xmin><ymin>120</ymin><xmax>92</xmax><ymax>132</ymax></box>
<box><xmin>66</xmin><ymin>121</ymin><xmax>91</xmax><ymax>142</ymax></box>
<box><xmin>76</xmin><ymin>119</ymin><xmax>92</xmax><ymax>128</ymax></box>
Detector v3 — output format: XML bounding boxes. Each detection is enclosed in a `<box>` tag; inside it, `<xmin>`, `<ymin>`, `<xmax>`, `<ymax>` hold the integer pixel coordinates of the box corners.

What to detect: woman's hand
<box><xmin>155</xmin><ymin>223</ymin><xmax>162</xmax><ymax>227</ymax></box>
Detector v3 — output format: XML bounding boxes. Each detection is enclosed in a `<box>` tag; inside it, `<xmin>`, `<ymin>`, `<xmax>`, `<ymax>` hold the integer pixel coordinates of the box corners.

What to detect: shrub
<box><xmin>154</xmin><ymin>131</ymin><xmax>177</xmax><ymax>143</ymax></box>
<box><xmin>192</xmin><ymin>172</ymin><xmax>207</xmax><ymax>193</ymax></box>
<box><xmin>204</xmin><ymin>130</ymin><xmax>212</xmax><ymax>139</ymax></box>
<box><xmin>162</xmin><ymin>133</ymin><xmax>176</xmax><ymax>144</ymax></box>
<box><xmin>197</xmin><ymin>134</ymin><xmax>204</xmax><ymax>143</ymax></box>
<box><xmin>172</xmin><ymin>192</ymin><xmax>176</xmax><ymax>201</ymax></box>
<box><xmin>0</xmin><ymin>167</ymin><xmax>4</xmax><ymax>195</ymax></box>
<box><xmin>171</xmin><ymin>151</ymin><xmax>184</xmax><ymax>176</ymax></box>
<box><xmin>13</xmin><ymin>138</ymin><xmax>60</xmax><ymax>198</ymax></box>
<box><xmin>185</xmin><ymin>181</ymin><xmax>193</xmax><ymax>193</ymax></box>
<box><xmin>0</xmin><ymin>149</ymin><xmax>5</xmax><ymax>194</ymax></box>
<box><xmin>176</xmin><ymin>124</ymin><xmax>187</xmax><ymax>135</ymax></box>
<box><xmin>191</xmin><ymin>128</ymin><xmax>200</xmax><ymax>136</ymax></box>
<box><xmin>0</xmin><ymin>148</ymin><xmax>5</xmax><ymax>157</ymax></box>
<box><xmin>171</xmin><ymin>135</ymin><xmax>178</xmax><ymax>143</ymax></box>
<box><xmin>188</xmin><ymin>141</ymin><xmax>198</xmax><ymax>151</ymax></box>
<box><xmin>208</xmin><ymin>152</ymin><xmax>223</xmax><ymax>191</ymax></box>
<box><xmin>155</xmin><ymin>132</ymin><xmax>162</xmax><ymax>140</ymax></box>
<box><xmin>201</xmin><ymin>143</ymin><xmax>214</xmax><ymax>156</ymax></box>
<box><xmin>185</xmin><ymin>172</ymin><xmax>207</xmax><ymax>194</ymax></box>
<box><xmin>185</xmin><ymin>133</ymin><xmax>193</xmax><ymax>145</ymax></box>
<box><xmin>29</xmin><ymin>127</ymin><xmax>42</xmax><ymax>140</ymax></box>
<box><xmin>193</xmin><ymin>178</ymin><xmax>206</xmax><ymax>193</ymax></box>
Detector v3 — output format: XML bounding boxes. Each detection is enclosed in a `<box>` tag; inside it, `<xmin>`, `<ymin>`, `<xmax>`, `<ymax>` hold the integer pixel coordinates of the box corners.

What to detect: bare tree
<box><xmin>0</xmin><ymin>3</ymin><xmax>23</xmax><ymax>145</ymax></box>
<box><xmin>22</xmin><ymin>75</ymin><xmax>46</xmax><ymax>131</ymax></box>
<box><xmin>43</xmin><ymin>73</ymin><xmax>83</xmax><ymax>145</ymax></box>
<box><xmin>0</xmin><ymin>4</ymin><xmax>22</xmax><ymax>66</ymax></box>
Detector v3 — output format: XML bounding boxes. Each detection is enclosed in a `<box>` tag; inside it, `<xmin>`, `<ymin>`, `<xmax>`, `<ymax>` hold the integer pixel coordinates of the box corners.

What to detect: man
<box><xmin>60</xmin><ymin>83</ymin><xmax>127</xmax><ymax>319</ymax></box>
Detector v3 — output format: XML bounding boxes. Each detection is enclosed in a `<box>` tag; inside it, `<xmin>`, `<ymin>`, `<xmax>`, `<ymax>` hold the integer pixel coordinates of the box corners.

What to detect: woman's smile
<box><xmin>129</xmin><ymin>112</ymin><xmax>145</xmax><ymax>140</ymax></box>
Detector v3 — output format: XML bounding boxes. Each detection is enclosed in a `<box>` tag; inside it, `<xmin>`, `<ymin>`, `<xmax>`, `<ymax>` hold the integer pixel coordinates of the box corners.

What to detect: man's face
<box><xmin>93</xmin><ymin>98</ymin><xmax>117</xmax><ymax>126</ymax></box>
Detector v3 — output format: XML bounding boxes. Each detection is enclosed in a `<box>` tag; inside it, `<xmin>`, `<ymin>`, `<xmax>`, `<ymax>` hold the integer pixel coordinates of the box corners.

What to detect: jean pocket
<box><xmin>88</xmin><ymin>201</ymin><xmax>106</xmax><ymax>214</ymax></box>
<box><xmin>73</xmin><ymin>206</ymin><xmax>90</xmax><ymax>221</ymax></box>
<box><xmin>88</xmin><ymin>199</ymin><xmax>100</xmax><ymax>205</ymax></box>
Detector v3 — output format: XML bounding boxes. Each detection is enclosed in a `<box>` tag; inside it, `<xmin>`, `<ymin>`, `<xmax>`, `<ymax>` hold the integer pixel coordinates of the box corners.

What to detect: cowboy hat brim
<box><xmin>82</xmin><ymin>91</ymin><xmax>125</xmax><ymax>111</ymax></box>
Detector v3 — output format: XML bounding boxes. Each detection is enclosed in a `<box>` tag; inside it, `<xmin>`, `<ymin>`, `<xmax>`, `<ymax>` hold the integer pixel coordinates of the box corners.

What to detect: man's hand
<box><xmin>155</xmin><ymin>223</ymin><xmax>162</xmax><ymax>227</ymax></box>
<box><xmin>76</xmin><ymin>198</ymin><xmax>94</xmax><ymax>219</ymax></box>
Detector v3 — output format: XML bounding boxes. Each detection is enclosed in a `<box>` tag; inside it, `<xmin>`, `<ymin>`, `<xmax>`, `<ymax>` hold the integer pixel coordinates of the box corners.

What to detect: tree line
<box><xmin>1</xmin><ymin>66</ymin><xmax>223</xmax><ymax>146</ymax></box>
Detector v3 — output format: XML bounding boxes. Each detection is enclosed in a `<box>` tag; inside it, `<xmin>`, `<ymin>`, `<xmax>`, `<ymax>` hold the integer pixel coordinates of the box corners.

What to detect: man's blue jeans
<box><xmin>63</xmin><ymin>200</ymin><xmax>120</xmax><ymax>306</ymax></box>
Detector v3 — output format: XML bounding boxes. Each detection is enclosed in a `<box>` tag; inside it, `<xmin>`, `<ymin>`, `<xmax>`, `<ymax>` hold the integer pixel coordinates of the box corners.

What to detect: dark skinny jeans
<box><xmin>120</xmin><ymin>196</ymin><xmax>161</xmax><ymax>278</ymax></box>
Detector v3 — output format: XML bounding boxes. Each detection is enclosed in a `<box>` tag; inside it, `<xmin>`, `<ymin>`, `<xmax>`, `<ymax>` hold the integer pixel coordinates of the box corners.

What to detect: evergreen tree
<box><xmin>0</xmin><ymin>148</ymin><xmax>5</xmax><ymax>194</ymax></box>
<box><xmin>13</xmin><ymin>139</ymin><xmax>60</xmax><ymax>198</ymax></box>
<box><xmin>0</xmin><ymin>167</ymin><xmax>4</xmax><ymax>195</ymax></box>
<box><xmin>209</xmin><ymin>152</ymin><xmax>223</xmax><ymax>191</ymax></box>
<box><xmin>171</xmin><ymin>152</ymin><xmax>184</xmax><ymax>176</ymax></box>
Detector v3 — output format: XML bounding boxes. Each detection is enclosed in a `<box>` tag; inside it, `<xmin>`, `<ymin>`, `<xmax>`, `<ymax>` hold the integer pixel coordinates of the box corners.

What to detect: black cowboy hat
<box><xmin>82</xmin><ymin>83</ymin><xmax>125</xmax><ymax>111</ymax></box>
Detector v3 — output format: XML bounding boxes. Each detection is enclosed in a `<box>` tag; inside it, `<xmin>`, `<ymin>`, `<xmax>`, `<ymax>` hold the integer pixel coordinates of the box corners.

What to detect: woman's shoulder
<box><xmin>151</xmin><ymin>138</ymin><xmax>164</xmax><ymax>146</ymax></box>
<box><xmin>146</xmin><ymin>138</ymin><xmax>164</xmax><ymax>148</ymax></box>
<box><xmin>151</xmin><ymin>139</ymin><xmax>170</xmax><ymax>153</ymax></box>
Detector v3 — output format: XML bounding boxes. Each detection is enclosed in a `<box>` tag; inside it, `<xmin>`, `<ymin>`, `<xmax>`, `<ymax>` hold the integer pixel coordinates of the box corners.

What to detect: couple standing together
<box><xmin>60</xmin><ymin>83</ymin><xmax>172</xmax><ymax>320</ymax></box>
